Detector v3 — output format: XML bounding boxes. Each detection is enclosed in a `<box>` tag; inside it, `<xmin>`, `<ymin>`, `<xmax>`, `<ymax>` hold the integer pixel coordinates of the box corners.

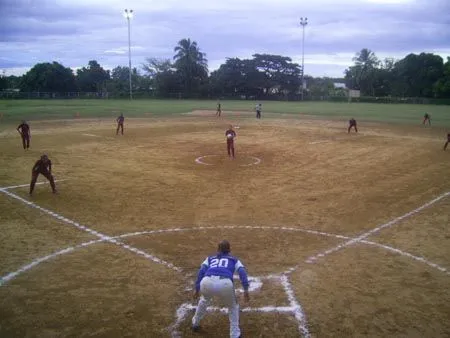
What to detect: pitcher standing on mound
<box><xmin>225</xmin><ymin>125</ymin><xmax>237</xmax><ymax>158</ymax></box>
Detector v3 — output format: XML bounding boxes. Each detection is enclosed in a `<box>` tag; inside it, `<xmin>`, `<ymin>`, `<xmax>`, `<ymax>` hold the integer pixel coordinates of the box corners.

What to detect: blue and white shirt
<box><xmin>195</xmin><ymin>254</ymin><xmax>249</xmax><ymax>292</ymax></box>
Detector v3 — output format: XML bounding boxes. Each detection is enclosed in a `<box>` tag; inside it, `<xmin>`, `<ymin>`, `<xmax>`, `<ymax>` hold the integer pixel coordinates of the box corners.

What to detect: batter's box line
<box><xmin>178</xmin><ymin>303</ymin><xmax>296</xmax><ymax>314</ymax></box>
<box><xmin>170</xmin><ymin>274</ymin><xmax>310</xmax><ymax>338</ymax></box>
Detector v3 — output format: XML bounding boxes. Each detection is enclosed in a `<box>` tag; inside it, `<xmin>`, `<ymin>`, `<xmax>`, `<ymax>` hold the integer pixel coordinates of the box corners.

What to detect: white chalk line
<box><xmin>0</xmin><ymin>179</ymin><xmax>68</xmax><ymax>190</ymax></box>
<box><xmin>114</xmin><ymin>226</ymin><xmax>449</xmax><ymax>276</ymax></box>
<box><xmin>82</xmin><ymin>133</ymin><xmax>115</xmax><ymax>140</ymax></box>
<box><xmin>0</xmin><ymin>239</ymin><xmax>103</xmax><ymax>286</ymax></box>
<box><xmin>281</xmin><ymin>275</ymin><xmax>310</xmax><ymax>338</ymax></box>
<box><xmin>360</xmin><ymin>240</ymin><xmax>449</xmax><ymax>275</ymax></box>
<box><xmin>2</xmin><ymin>223</ymin><xmax>448</xmax><ymax>287</ymax></box>
<box><xmin>0</xmin><ymin>225</ymin><xmax>347</xmax><ymax>287</ymax></box>
<box><xmin>178</xmin><ymin>303</ymin><xmax>295</xmax><ymax>314</ymax></box>
<box><xmin>1</xmin><ymin>189</ymin><xmax>448</xmax><ymax>337</ymax></box>
<box><xmin>308</xmin><ymin>136</ymin><xmax>360</xmax><ymax>145</ymax></box>
<box><xmin>304</xmin><ymin>191</ymin><xmax>450</xmax><ymax>265</ymax></box>
<box><xmin>0</xmin><ymin>188</ymin><xmax>183</xmax><ymax>275</ymax></box>
<box><xmin>309</xmin><ymin>140</ymin><xmax>331</xmax><ymax>145</ymax></box>
<box><xmin>169</xmin><ymin>274</ymin><xmax>310</xmax><ymax>338</ymax></box>
<box><xmin>195</xmin><ymin>154</ymin><xmax>261</xmax><ymax>166</ymax></box>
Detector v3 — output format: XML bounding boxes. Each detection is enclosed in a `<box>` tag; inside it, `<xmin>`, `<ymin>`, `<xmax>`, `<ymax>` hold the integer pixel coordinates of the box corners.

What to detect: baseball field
<box><xmin>0</xmin><ymin>99</ymin><xmax>449</xmax><ymax>337</ymax></box>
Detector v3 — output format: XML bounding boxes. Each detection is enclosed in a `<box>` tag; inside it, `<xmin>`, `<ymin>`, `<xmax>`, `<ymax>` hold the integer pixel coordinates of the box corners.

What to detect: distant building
<box><xmin>333</xmin><ymin>82</ymin><xmax>347</xmax><ymax>89</ymax></box>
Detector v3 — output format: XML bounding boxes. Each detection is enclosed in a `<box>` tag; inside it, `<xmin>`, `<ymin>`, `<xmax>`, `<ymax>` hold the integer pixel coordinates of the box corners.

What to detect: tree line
<box><xmin>1</xmin><ymin>38</ymin><xmax>449</xmax><ymax>101</ymax></box>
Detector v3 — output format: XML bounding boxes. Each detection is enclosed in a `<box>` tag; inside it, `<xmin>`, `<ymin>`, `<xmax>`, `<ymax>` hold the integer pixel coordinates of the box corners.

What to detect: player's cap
<box><xmin>218</xmin><ymin>240</ymin><xmax>231</xmax><ymax>254</ymax></box>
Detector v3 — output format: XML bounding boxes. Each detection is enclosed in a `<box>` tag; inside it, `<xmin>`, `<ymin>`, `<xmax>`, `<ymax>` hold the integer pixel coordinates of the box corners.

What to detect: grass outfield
<box><xmin>0</xmin><ymin>99</ymin><xmax>449</xmax><ymax>128</ymax></box>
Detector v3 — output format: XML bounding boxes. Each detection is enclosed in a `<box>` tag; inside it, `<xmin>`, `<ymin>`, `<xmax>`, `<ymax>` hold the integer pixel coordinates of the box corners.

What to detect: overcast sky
<box><xmin>1</xmin><ymin>0</ymin><xmax>449</xmax><ymax>78</ymax></box>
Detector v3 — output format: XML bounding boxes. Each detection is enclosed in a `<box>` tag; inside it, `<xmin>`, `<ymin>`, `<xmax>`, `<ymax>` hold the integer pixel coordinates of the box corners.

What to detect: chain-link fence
<box><xmin>1</xmin><ymin>90</ymin><xmax>450</xmax><ymax>105</ymax></box>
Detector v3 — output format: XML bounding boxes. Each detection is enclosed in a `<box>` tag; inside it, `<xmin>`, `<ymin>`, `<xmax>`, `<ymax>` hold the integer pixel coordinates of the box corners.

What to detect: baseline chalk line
<box><xmin>0</xmin><ymin>188</ymin><xmax>182</xmax><ymax>273</ymax></box>
<box><xmin>0</xmin><ymin>239</ymin><xmax>103</xmax><ymax>286</ymax></box>
<box><xmin>305</xmin><ymin>191</ymin><xmax>450</xmax><ymax>264</ymax></box>
<box><xmin>1</xmin><ymin>179</ymin><xmax>68</xmax><ymax>190</ymax></box>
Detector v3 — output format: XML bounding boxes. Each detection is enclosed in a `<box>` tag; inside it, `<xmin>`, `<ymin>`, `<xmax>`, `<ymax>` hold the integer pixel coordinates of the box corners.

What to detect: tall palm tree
<box><xmin>173</xmin><ymin>38</ymin><xmax>208</xmax><ymax>96</ymax></box>
<box><xmin>352</xmin><ymin>48</ymin><xmax>379</xmax><ymax>96</ymax></box>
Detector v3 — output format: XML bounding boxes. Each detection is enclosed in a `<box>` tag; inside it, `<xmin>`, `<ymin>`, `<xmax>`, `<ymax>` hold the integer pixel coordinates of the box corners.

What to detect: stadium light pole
<box><xmin>124</xmin><ymin>9</ymin><xmax>133</xmax><ymax>100</ymax></box>
<box><xmin>300</xmin><ymin>17</ymin><xmax>308</xmax><ymax>101</ymax></box>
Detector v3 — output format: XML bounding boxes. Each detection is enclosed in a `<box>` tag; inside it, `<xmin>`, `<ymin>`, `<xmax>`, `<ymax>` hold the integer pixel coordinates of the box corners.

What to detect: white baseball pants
<box><xmin>192</xmin><ymin>275</ymin><xmax>241</xmax><ymax>338</ymax></box>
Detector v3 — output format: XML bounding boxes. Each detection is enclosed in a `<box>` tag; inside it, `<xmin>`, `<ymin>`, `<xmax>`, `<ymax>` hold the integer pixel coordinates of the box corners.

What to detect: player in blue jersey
<box><xmin>192</xmin><ymin>240</ymin><xmax>250</xmax><ymax>338</ymax></box>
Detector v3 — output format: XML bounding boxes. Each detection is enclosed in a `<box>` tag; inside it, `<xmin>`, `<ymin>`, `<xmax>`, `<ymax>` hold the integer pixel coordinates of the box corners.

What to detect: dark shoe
<box><xmin>191</xmin><ymin>324</ymin><xmax>200</xmax><ymax>332</ymax></box>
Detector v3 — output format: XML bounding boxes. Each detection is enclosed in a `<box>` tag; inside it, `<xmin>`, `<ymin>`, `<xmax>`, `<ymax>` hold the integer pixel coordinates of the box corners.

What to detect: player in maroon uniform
<box><xmin>444</xmin><ymin>133</ymin><xmax>450</xmax><ymax>151</ymax></box>
<box><xmin>423</xmin><ymin>113</ymin><xmax>431</xmax><ymax>126</ymax></box>
<box><xmin>116</xmin><ymin>113</ymin><xmax>125</xmax><ymax>135</ymax></box>
<box><xmin>30</xmin><ymin>154</ymin><xmax>57</xmax><ymax>195</ymax></box>
<box><xmin>216</xmin><ymin>101</ymin><xmax>222</xmax><ymax>117</ymax></box>
<box><xmin>225</xmin><ymin>125</ymin><xmax>237</xmax><ymax>158</ymax></box>
<box><xmin>17</xmin><ymin>120</ymin><xmax>31</xmax><ymax>149</ymax></box>
<box><xmin>348</xmin><ymin>118</ymin><xmax>358</xmax><ymax>133</ymax></box>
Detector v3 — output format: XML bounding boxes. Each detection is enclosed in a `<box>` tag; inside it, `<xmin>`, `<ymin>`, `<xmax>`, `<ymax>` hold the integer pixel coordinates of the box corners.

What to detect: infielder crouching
<box><xmin>192</xmin><ymin>240</ymin><xmax>249</xmax><ymax>338</ymax></box>
<box><xmin>30</xmin><ymin>154</ymin><xmax>57</xmax><ymax>195</ymax></box>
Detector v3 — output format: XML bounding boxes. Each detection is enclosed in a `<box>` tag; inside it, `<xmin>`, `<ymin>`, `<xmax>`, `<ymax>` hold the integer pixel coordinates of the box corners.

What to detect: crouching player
<box><xmin>225</xmin><ymin>125</ymin><xmax>237</xmax><ymax>158</ymax></box>
<box><xmin>192</xmin><ymin>240</ymin><xmax>249</xmax><ymax>338</ymax></box>
<box><xmin>348</xmin><ymin>118</ymin><xmax>358</xmax><ymax>133</ymax></box>
<box><xmin>30</xmin><ymin>154</ymin><xmax>57</xmax><ymax>195</ymax></box>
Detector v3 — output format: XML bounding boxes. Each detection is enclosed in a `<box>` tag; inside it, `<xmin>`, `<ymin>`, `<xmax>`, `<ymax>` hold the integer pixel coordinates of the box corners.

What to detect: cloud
<box><xmin>0</xmin><ymin>0</ymin><xmax>449</xmax><ymax>78</ymax></box>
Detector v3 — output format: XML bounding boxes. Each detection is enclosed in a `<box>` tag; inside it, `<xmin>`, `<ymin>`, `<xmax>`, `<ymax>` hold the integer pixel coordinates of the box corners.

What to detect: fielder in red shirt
<box><xmin>30</xmin><ymin>154</ymin><xmax>57</xmax><ymax>195</ymax></box>
<box><xmin>225</xmin><ymin>125</ymin><xmax>237</xmax><ymax>158</ymax></box>
<box><xmin>444</xmin><ymin>133</ymin><xmax>450</xmax><ymax>151</ymax></box>
<box><xmin>17</xmin><ymin>120</ymin><xmax>31</xmax><ymax>149</ymax></box>
<box><xmin>116</xmin><ymin>113</ymin><xmax>124</xmax><ymax>135</ymax></box>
